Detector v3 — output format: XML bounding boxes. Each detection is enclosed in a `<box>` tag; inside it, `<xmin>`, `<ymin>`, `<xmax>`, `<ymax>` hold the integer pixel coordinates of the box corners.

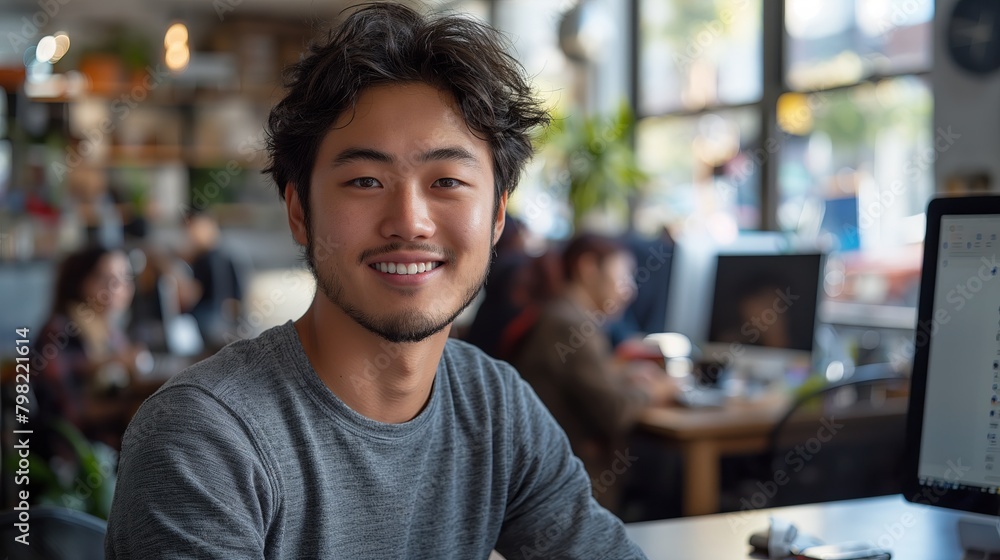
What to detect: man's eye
<box><xmin>349</xmin><ymin>177</ymin><xmax>381</xmax><ymax>189</ymax></box>
<box><xmin>433</xmin><ymin>178</ymin><xmax>463</xmax><ymax>188</ymax></box>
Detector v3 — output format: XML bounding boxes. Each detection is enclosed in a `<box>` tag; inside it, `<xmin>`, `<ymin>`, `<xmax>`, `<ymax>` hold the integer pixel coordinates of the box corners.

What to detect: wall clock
<box><xmin>947</xmin><ymin>0</ymin><xmax>1000</xmax><ymax>74</ymax></box>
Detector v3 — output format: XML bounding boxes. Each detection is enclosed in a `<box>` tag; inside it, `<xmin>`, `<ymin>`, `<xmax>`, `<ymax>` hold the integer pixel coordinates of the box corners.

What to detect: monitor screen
<box><xmin>906</xmin><ymin>196</ymin><xmax>1000</xmax><ymax>516</ymax></box>
<box><xmin>706</xmin><ymin>253</ymin><xmax>823</xmax><ymax>352</ymax></box>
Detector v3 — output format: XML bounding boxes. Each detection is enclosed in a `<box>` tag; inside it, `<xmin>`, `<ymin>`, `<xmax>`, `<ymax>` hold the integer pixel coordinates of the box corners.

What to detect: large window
<box><xmin>636</xmin><ymin>108</ymin><xmax>762</xmax><ymax>237</ymax></box>
<box><xmin>636</xmin><ymin>0</ymin><xmax>934</xmax><ymax>265</ymax></box>
<box><xmin>638</xmin><ymin>0</ymin><xmax>762</xmax><ymax>114</ymax></box>
<box><xmin>635</xmin><ymin>0</ymin><xmax>763</xmax><ymax>237</ymax></box>
<box><xmin>785</xmin><ymin>0</ymin><xmax>933</xmax><ymax>90</ymax></box>
<box><xmin>776</xmin><ymin>77</ymin><xmax>932</xmax><ymax>253</ymax></box>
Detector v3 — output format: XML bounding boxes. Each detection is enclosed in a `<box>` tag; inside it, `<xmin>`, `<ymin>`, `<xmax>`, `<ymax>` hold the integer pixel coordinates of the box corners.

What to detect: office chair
<box><xmin>757</xmin><ymin>363</ymin><xmax>910</xmax><ymax>508</ymax></box>
<box><xmin>0</xmin><ymin>506</ymin><xmax>106</xmax><ymax>560</ymax></box>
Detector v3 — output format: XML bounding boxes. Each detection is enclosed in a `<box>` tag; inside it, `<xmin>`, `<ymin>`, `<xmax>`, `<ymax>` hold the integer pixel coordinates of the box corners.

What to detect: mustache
<box><xmin>357</xmin><ymin>242</ymin><xmax>456</xmax><ymax>264</ymax></box>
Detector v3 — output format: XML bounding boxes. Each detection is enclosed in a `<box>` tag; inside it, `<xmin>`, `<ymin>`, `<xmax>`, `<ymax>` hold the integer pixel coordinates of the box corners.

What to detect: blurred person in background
<box><xmin>127</xmin><ymin>244</ymin><xmax>202</xmax><ymax>353</ymax></box>
<box><xmin>463</xmin><ymin>213</ymin><xmax>528</xmax><ymax>355</ymax></box>
<box><xmin>182</xmin><ymin>210</ymin><xmax>245</xmax><ymax>350</ymax></box>
<box><xmin>463</xmin><ymin>214</ymin><xmax>563</xmax><ymax>357</ymax></box>
<box><xmin>33</xmin><ymin>245</ymin><xmax>149</xmax><ymax>451</ymax></box>
<box><xmin>509</xmin><ymin>233</ymin><xmax>677</xmax><ymax>514</ymax></box>
<box><xmin>63</xmin><ymin>161</ymin><xmax>124</xmax><ymax>249</ymax></box>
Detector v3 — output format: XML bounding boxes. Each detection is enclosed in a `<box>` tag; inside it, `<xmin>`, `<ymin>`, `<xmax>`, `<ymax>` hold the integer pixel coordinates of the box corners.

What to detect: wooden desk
<box><xmin>626</xmin><ymin>494</ymin><xmax>973</xmax><ymax>559</ymax></box>
<box><xmin>639</xmin><ymin>391</ymin><xmax>909</xmax><ymax>517</ymax></box>
<box><xmin>638</xmin><ymin>392</ymin><xmax>789</xmax><ymax>516</ymax></box>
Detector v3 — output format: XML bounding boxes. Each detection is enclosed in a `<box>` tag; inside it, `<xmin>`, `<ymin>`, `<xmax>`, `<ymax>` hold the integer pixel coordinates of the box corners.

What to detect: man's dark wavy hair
<box><xmin>264</xmin><ymin>1</ymin><xmax>550</xmax><ymax>224</ymax></box>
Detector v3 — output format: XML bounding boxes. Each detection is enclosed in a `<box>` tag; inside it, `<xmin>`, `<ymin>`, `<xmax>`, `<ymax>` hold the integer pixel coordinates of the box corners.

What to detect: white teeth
<box><xmin>373</xmin><ymin>261</ymin><xmax>440</xmax><ymax>275</ymax></box>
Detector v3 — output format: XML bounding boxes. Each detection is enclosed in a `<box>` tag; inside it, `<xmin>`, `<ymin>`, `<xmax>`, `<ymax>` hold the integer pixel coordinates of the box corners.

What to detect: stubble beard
<box><xmin>305</xmin><ymin>230</ymin><xmax>493</xmax><ymax>344</ymax></box>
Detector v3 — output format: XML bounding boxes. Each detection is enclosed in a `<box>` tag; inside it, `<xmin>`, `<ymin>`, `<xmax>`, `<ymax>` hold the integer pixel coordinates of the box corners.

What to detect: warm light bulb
<box><xmin>165</xmin><ymin>22</ymin><xmax>189</xmax><ymax>48</ymax></box>
<box><xmin>165</xmin><ymin>44</ymin><xmax>189</xmax><ymax>71</ymax></box>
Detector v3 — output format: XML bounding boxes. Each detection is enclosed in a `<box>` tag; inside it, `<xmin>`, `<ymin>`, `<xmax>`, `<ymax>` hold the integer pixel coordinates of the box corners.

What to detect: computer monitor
<box><xmin>904</xmin><ymin>195</ymin><xmax>1000</xmax><ymax>552</ymax></box>
<box><xmin>707</xmin><ymin>253</ymin><xmax>823</xmax><ymax>353</ymax></box>
<box><xmin>697</xmin><ymin>252</ymin><xmax>823</xmax><ymax>384</ymax></box>
<box><xmin>664</xmin><ymin>232</ymin><xmax>803</xmax><ymax>343</ymax></box>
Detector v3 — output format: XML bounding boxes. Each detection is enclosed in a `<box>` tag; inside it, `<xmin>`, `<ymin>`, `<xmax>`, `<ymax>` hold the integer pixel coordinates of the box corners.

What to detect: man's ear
<box><xmin>493</xmin><ymin>190</ymin><xmax>509</xmax><ymax>242</ymax></box>
<box><xmin>285</xmin><ymin>183</ymin><xmax>308</xmax><ymax>246</ymax></box>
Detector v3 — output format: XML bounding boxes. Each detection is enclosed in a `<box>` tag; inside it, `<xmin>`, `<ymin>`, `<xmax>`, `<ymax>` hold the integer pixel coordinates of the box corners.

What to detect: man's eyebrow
<box><xmin>332</xmin><ymin>148</ymin><xmax>395</xmax><ymax>166</ymax></box>
<box><xmin>417</xmin><ymin>147</ymin><xmax>482</xmax><ymax>168</ymax></box>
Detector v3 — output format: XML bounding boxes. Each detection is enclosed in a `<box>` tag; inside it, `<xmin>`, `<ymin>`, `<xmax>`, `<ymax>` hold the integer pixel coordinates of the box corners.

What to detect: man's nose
<box><xmin>379</xmin><ymin>183</ymin><xmax>436</xmax><ymax>241</ymax></box>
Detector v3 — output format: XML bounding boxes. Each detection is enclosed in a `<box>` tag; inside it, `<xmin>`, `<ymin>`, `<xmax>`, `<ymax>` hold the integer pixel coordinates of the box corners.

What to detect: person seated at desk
<box><xmin>33</xmin><ymin>245</ymin><xmax>148</xmax><ymax>451</ymax></box>
<box><xmin>510</xmin><ymin>233</ymin><xmax>677</xmax><ymax>514</ymax></box>
<box><xmin>182</xmin><ymin>210</ymin><xmax>245</xmax><ymax>350</ymax></box>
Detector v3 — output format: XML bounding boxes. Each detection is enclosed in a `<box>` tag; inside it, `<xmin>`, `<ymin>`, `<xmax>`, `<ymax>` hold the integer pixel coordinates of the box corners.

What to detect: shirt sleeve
<box><xmin>105</xmin><ymin>385</ymin><xmax>277</xmax><ymax>559</ymax></box>
<box><xmin>493</xmin><ymin>371</ymin><xmax>648</xmax><ymax>560</ymax></box>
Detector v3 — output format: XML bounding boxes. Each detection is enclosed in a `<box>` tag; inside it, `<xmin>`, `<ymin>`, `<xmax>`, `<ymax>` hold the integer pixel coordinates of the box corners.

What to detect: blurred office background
<box><xmin>0</xmin><ymin>0</ymin><xmax>996</xmax><ymax>524</ymax></box>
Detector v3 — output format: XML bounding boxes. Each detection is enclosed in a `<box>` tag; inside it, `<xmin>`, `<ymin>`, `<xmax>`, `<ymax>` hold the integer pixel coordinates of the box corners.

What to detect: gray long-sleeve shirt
<box><xmin>106</xmin><ymin>321</ymin><xmax>646</xmax><ymax>559</ymax></box>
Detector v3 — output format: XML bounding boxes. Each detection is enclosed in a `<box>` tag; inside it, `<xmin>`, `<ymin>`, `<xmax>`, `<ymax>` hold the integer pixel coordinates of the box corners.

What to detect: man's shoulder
<box><xmin>442</xmin><ymin>337</ymin><xmax>548</xmax><ymax>418</ymax></box>
<box><xmin>443</xmin><ymin>337</ymin><xmax>519</xmax><ymax>382</ymax></box>
<box><xmin>153</xmin><ymin>322</ymin><xmax>298</xmax><ymax>410</ymax></box>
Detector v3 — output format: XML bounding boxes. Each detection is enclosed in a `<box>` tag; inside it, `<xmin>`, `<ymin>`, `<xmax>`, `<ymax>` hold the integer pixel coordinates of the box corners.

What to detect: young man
<box><xmin>105</xmin><ymin>3</ymin><xmax>648</xmax><ymax>559</ymax></box>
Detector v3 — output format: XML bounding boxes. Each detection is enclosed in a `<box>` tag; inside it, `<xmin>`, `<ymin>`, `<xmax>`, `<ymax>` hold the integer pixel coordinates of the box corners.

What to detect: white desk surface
<box><xmin>626</xmin><ymin>494</ymin><xmax>990</xmax><ymax>559</ymax></box>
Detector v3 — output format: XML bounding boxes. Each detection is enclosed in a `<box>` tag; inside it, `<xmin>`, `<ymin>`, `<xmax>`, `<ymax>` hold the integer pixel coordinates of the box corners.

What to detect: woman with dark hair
<box><xmin>34</xmin><ymin>245</ymin><xmax>145</xmax><ymax>449</ymax></box>
<box><xmin>510</xmin><ymin>233</ymin><xmax>677</xmax><ymax>513</ymax></box>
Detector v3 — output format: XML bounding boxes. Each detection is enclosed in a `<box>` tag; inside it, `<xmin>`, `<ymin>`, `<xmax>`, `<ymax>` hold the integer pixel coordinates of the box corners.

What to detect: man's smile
<box><xmin>370</xmin><ymin>261</ymin><xmax>444</xmax><ymax>275</ymax></box>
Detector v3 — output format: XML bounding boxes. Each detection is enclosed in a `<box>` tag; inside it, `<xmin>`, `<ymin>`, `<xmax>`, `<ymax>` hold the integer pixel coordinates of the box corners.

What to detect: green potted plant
<box><xmin>538</xmin><ymin>101</ymin><xmax>648</xmax><ymax>231</ymax></box>
<box><xmin>5</xmin><ymin>420</ymin><xmax>117</xmax><ymax>519</ymax></box>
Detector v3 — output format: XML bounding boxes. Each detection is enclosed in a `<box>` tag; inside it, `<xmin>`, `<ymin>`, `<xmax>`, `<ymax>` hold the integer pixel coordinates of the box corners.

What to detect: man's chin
<box><xmin>353</xmin><ymin>314</ymin><xmax>452</xmax><ymax>344</ymax></box>
<box><xmin>372</xmin><ymin>325</ymin><xmax>450</xmax><ymax>344</ymax></box>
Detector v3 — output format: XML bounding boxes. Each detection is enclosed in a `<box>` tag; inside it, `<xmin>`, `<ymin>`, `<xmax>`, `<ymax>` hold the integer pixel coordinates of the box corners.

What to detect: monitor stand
<box><xmin>958</xmin><ymin>516</ymin><xmax>1000</xmax><ymax>558</ymax></box>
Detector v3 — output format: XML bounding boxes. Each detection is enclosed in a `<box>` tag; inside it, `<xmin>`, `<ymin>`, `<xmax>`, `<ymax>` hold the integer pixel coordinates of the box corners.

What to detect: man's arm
<box><xmin>557</xmin><ymin>325</ymin><xmax>652</xmax><ymax>439</ymax></box>
<box><xmin>106</xmin><ymin>385</ymin><xmax>276</xmax><ymax>559</ymax></box>
<box><xmin>493</xmin><ymin>372</ymin><xmax>647</xmax><ymax>560</ymax></box>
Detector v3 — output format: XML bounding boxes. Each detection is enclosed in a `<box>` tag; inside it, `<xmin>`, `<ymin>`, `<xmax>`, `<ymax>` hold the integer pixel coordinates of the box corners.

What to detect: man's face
<box><xmin>288</xmin><ymin>82</ymin><xmax>505</xmax><ymax>343</ymax></box>
<box><xmin>598</xmin><ymin>251</ymin><xmax>637</xmax><ymax>316</ymax></box>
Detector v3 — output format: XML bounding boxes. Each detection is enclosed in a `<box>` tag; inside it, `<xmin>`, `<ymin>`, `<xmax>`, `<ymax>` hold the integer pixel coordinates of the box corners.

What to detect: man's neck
<box><xmin>293</xmin><ymin>302</ymin><xmax>449</xmax><ymax>424</ymax></box>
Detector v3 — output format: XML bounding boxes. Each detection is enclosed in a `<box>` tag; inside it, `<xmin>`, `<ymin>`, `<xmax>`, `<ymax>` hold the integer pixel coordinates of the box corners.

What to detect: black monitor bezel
<box><xmin>903</xmin><ymin>195</ymin><xmax>1000</xmax><ymax>515</ymax></box>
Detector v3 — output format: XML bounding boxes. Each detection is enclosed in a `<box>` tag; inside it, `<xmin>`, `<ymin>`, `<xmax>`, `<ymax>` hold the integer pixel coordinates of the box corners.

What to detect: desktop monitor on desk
<box><xmin>690</xmin><ymin>250</ymin><xmax>823</xmax><ymax>384</ymax></box>
<box><xmin>904</xmin><ymin>195</ymin><xmax>1000</xmax><ymax>554</ymax></box>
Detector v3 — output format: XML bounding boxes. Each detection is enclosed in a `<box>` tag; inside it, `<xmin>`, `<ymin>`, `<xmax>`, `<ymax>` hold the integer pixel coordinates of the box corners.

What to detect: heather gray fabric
<box><xmin>106</xmin><ymin>321</ymin><xmax>646</xmax><ymax>559</ymax></box>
